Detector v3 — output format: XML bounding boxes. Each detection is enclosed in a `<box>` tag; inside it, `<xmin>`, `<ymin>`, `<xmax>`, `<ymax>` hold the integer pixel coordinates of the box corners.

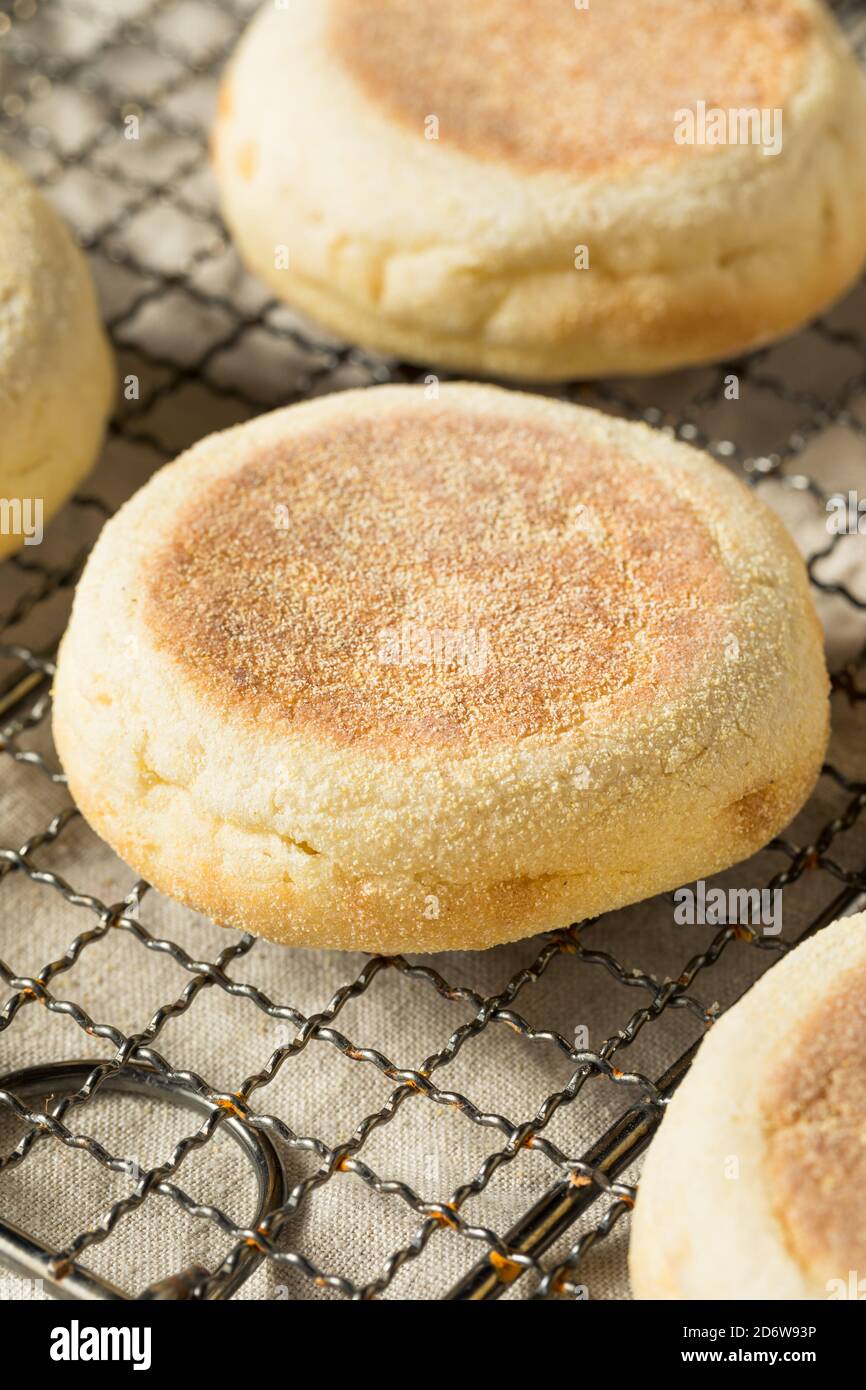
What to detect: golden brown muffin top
<box><xmin>763</xmin><ymin>956</ymin><xmax>866</xmax><ymax>1289</ymax></box>
<box><xmin>328</xmin><ymin>0</ymin><xmax>811</xmax><ymax>176</ymax></box>
<box><xmin>144</xmin><ymin>398</ymin><xmax>734</xmax><ymax>753</ymax></box>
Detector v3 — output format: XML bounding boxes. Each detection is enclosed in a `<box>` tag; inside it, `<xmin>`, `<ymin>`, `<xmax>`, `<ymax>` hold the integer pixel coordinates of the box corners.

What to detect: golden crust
<box><xmin>0</xmin><ymin>154</ymin><xmax>114</xmax><ymax>558</ymax></box>
<box><xmin>630</xmin><ymin>914</ymin><xmax>866</xmax><ymax>1299</ymax></box>
<box><xmin>144</xmin><ymin>401</ymin><xmax>732</xmax><ymax>753</ymax></box>
<box><xmin>330</xmin><ymin>0</ymin><xmax>809</xmax><ymax>176</ymax></box>
<box><xmin>212</xmin><ymin>0</ymin><xmax>866</xmax><ymax>380</ymax></box>
<box><xmin>66</xmin><ymin>749</ymin><xmax>825</xmax><ymax>954</ymax></box>
<box><xmin>52</xmin><ymin>384</ymin><xmax>829</xmax><ymax>953</ymax></box>
<box><xmin>763</xmin><ymin>960</ymin><xmax>866</xmax><ymax>1287</ymax></box>
<box><xmin>222</xmin><ymin>246</ymin><xmax>866</xmax><ymax>384</ymax></box>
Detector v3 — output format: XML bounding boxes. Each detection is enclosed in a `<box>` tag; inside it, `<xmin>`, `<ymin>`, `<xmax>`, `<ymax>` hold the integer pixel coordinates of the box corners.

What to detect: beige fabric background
<box><xmin>1</xmin><ymin>0</ymin><xmax>866</xmax><ymax>1301</ymax></box>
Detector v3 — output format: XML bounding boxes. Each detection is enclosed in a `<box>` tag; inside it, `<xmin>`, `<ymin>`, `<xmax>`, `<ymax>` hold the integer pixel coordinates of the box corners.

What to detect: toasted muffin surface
<box><xmin>213</xmin><ymin>0</ymin><xmax>866</xmax><ymax>378</ymax></box>
<box><xmin>53</xmin><ymin>385</ymin><xmax>829</xmax><ymax>952</ymax></box>
<box><xmin>329</xmin><ymin>0</ymin><xmax>809</xmax><ymax>175</ymax></box>
<box><xmin>630</xmin><ymin>913</ymin><xmax>866</xmax><ymax>1300</ymax></box>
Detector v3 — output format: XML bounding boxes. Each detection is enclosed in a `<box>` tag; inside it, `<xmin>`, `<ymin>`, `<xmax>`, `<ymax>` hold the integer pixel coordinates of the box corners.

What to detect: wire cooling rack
<box><xmin>1</xmin><ymin>0</ymin><xmax>866</xmax><ymax>1302</ymax></box>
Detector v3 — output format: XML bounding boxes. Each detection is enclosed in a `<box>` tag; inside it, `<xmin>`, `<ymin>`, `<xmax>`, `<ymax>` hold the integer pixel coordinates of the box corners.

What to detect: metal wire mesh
<box><xmin>1</xmin><ymin>0</ymin><xmax>866</xmax><ymax>1301</ymax></box>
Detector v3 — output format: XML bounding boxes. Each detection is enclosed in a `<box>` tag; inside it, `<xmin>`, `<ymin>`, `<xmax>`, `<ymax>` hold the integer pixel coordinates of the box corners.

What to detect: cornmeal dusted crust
<box><xmin>212</xmin><ymin>0</ymin><xmax>866</xmax><ymax>379</ymax></box>
<box><xmin>630</xmin><ymin>912</ymin><xmax>866</xmax><ymax>1300</ymax></box>
<box><xmin>0</xmin><ymin>154</ymin><xmax>113</xmax><ymax>558</ymax></box>
<box><xmin>53</xmin><ymin>384</ymin><xmax>828</xmax><ymax>952</ymax></box>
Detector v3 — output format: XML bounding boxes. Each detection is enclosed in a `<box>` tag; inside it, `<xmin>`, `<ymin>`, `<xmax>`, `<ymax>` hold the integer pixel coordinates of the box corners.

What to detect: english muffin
<box><xmin>630</xmin><ymin>911</ymin><xmax>866</xmax><ymax>1300</ymax></box>
<box><xmin>0</xmin><ymin>153</ymin><xmax>113</xmax><ymax>559</ymax></box>
<box><xmin>212</xmin><ymin>0</ymin><xmax>866</xmax><ymax>380</ymax></box>
<box><xmin>53</xmin><ymin>384</ymin><xmax>828</xmax><ymax>952</ymax></box>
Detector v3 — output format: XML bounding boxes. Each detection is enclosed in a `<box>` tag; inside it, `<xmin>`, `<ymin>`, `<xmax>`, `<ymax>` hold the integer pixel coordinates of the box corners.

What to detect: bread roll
<box><xmin>53</xmin><ymin>384</ymin><xmax>828</xmax><ymax>952</ymax></box>
<box><xmin>630</xmin><ymin>911</ymin><xmax>866</xmax><ymax>1300</ymax></box>
<box><xmin>0</xmin><ymin>153</ymin><xmax>113</xmax><ymax>558</ymax></box>
<box><xmin>213</xmin><ymin>0</ymin><xmax>866</xmax><ymax>380</ymax></box>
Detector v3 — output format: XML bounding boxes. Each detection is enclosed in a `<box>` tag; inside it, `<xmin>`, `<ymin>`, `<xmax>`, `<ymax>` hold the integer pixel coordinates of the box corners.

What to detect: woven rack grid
<box><xmin>1</xmin><ymin>0</ymin><xmax>866</xmax><ymax>1302</ymax></box>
